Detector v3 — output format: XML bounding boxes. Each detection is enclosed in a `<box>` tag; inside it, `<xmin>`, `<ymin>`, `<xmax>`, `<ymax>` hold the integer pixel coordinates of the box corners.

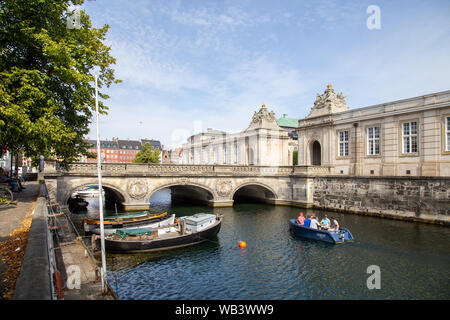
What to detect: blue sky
<box><xmin>83</xmin><ymin>0</ymin><xmax>450</xmax><ymax>148</ymax></box>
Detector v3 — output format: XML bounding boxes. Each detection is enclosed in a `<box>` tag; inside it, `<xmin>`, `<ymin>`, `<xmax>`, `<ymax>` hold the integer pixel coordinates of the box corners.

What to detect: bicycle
<box><xmin>0</xmin><ymin>183</ymin><xmax>14</xmax><ymax>205</ymax></box>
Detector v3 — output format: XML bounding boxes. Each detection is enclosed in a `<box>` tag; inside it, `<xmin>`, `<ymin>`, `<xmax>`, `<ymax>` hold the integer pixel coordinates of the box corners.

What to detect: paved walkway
<box><xmin>0</xmin><ymin>181</ymin><xmax>40</xmax><ymax>299</ymax></box>
<box><xmin>1</xmin><ymin>181</ymin><xmax>115</xmax><ymax>300</ymax></box>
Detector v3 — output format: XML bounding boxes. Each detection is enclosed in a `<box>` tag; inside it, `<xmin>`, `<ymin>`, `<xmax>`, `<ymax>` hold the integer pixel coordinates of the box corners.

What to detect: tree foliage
<box><xmin>0</xmin><ymin>0</ymin><xmax>120</xmax><ymax>168</ymax></box>
<box><xmin>293</xmin><ymin>150</ymin><xmax>298</xmax><ymax>165</ymax></box>
<box><xmin>133</xmin><ymin>142</ymin><xmax>161</xmax><ymax>164</ymax></box>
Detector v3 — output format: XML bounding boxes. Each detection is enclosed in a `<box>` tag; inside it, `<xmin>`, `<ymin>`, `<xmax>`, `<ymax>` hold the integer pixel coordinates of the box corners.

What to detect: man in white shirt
<box><xmin>310</xmin><ymin>215</ymin><xmax>320</xmax><ymax>229</ymax></box>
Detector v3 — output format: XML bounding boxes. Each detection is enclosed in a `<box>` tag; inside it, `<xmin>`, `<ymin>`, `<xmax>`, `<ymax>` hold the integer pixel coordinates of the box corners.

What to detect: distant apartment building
<box><xmin>141</xmin><ymin>139</ymin><xmax>162</xmax><ymax>151</ymax></box>
<box><xmin>169</xmin><ymin>148</ymin><xmax>183</xmax><ymax>164</ymax></box>
<box><xmin>85</xmin><ymin>140</ymin><xmax>120</xmax><ymax>163</ymax></box>
<box><xmin>117</xmin><ymin>139</ymin><xmax>142</xmax><ymax>163</ymax></box>
<box><xmin>161</xmin><ymin>148</ymin><xmax>183</xmax><ymax>164</ymax></box>
<box><xmin>83</xmin><ymin>138</ymin><xmax>164</xmax><ymax>163</ymax></box>
<box><xmin>161</xmin><ymin>149</ymin><xmax>170</xmax><ymax>163</ymax></box>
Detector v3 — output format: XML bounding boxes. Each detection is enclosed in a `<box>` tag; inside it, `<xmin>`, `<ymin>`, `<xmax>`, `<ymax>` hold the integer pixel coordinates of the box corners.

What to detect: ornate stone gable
<box><xmin>306</xmin><ymin>84</ymin><xmax>348</xmax><ymax>119</ymax></box>
<box><xmin>246</xmin><ymin>104</ymin><xmax>283</xmax><ymax>131</ymax></box>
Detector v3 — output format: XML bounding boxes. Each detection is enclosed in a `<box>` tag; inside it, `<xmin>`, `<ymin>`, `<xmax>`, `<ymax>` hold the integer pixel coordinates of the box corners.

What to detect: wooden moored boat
<box><xmin>83</xmin><ymin>211</ymin><xmax>169</xmax><ymax>235</ymax></box>
<box><xmin>289</xmin><ymin>219</ymin><xmax>354</xmax><ymax>244</ymax></box>
<box><xmin>102</xmin><ymin>213</ymin><xmax>223</xmax><ymax>253</ymax></box>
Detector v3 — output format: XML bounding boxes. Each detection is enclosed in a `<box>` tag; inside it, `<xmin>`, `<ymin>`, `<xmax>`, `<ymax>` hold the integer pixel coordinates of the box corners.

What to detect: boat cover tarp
<box><xmin>115</xmin><ymin>228</ymin><xmax>153</xmax><ymax>239</ymax></box>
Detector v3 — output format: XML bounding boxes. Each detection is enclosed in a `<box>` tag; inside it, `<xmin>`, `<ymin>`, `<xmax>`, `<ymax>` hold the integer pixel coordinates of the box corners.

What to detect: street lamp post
<box><xmin>94</xmin><ymin>68</ymin><xmax>107</xmax><ymax>294</ymax></box>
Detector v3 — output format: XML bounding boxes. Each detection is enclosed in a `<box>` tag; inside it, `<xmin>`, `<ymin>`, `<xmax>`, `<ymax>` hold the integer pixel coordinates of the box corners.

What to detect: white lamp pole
<box><xmin>94</xmin><ymin>68</ymin><xmax>107</xmax><ymax>294</ymax></box>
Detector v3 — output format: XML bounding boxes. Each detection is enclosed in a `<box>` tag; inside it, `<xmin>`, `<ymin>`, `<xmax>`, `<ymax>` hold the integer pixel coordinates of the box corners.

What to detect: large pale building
<box><xmin>182</xmin><ymin>104</ymin><xmax>293</xmax><ymax>166</ymax></box>
<box><xmin>297</xmin><ymin>85</ymin><xmax>450</xmax><ymax>177</ymax></box>
<box><xmin>182</xmin><ymin>85</ymin><xmax>450</xmax><ymax>177</ymax></box>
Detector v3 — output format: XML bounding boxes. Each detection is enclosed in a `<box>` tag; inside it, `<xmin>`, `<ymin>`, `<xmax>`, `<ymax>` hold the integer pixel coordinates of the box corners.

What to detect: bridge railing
<box><xmin>44</xmin><ymin>161</ymin><xmax>333</xmax><ymax>176</ymax></box>
<box><xmin>293</xmin><ymin>165</ymin><xmax>334</xmax><ymax>175</ymax></box>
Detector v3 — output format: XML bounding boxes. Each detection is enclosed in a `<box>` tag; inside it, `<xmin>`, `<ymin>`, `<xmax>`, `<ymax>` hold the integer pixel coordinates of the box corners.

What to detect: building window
<box><xmin>367</xmin><ymin>126</ymin><xmax>380</xmax><ymax>155</ymax></box>
<box><xmin>223</xmin><ymin>145</ymin><xmax>227</xmax><ymax>163</ymax></box>
<box><xmin>446</xmin><ymin>116</ymin><xmax>450</xmax><ymax>152</ymax></box>
<box><xmin>338</xmin><ymin>130</ymin><xmax>349</xmax><ymax>157</ymax></box>
<box><xmin>402</xmin><ymin>121</ymin><xmax>418</xmax><ymax>154</ymax></box>
<box><xmin>235</xmin><ymin>144</ymin><xmax>239</xmax><ymax>163</ymax></box>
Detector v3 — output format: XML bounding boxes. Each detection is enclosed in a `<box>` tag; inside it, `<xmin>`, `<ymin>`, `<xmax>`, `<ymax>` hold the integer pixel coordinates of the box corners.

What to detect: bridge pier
<box><xmin>122</xmin><ymin>202</ymin><xmax>150</xmax><ymax>211</ymax></box>
<box><xmin>209</xmin><ymin>200</ymin><xmax>234</xmax><ymax>207</ymax></box>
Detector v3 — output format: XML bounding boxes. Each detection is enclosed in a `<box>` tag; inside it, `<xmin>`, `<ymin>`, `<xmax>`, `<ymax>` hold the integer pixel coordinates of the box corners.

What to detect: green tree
<box><xmin>0</xmin><ymin>0</ymin><xmax>120</xmax><ymax>168</ymax></box>
<box><xmin>293</xmin><ymin>150</ymin><xmax>298</xmax><ymax>165</ymax></box>
<box><xmin>133</xmin><ymin>142</ymin><xmax>161</xmax><ymax>164</ymax></box>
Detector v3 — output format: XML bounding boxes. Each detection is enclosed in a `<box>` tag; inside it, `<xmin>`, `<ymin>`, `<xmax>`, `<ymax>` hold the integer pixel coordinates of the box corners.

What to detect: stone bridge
<box><xmin>42</xmin><ymin>161</ymin><xmax>332</xmax><ymax>211</ymax></box>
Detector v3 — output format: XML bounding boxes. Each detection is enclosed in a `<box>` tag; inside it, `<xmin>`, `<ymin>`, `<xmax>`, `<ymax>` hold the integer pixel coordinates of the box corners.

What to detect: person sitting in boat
<box><xmin>297</xmin><ymin>212</ymin><xmax>305</xmax><ymax>225</ymax></box>
<box><xmin>309</xmin><ymin>215</ymin><xmax>320</xmax><ymax>229</ymax></box>
<box><xmin>303</xmin><ymin>215</ymin><xmax>311</xmax><ymax>228</ymax></box>
<box><xmin>329</xmin><ymin>217</ymin><xmax>340</xmax><ymax>232</ymax></box>
<box><xmin>320</xmin><ymin>215</ymin><xmax>331</xmax><ymax>230</ymax></box>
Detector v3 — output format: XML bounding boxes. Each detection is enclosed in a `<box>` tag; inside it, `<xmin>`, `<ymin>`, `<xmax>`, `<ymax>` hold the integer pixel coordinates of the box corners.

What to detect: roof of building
<box><xmin>117</xmin><ymin>139</ymin><xmax>142</xmax><ymax>150</ymax></box>
<box><xmin>169</xmin><ymin>148</ymin><xmax>183</xmax><ymax>157</ymax></box>
<box><xmin>206</xmin><ymin>128</ymin><xmax>227</xmax><ymax>135</ymax></box>
<box><xmin>87</xmin><ymin>140</ymin><xmax>119</xmax><ymax>149</ymax></box>
<box><xmin>141</xmin><ymin>139</ymin><xmax>162</xmax><ymax>150</ymax></box>
<box><xmin>277</xmin><ymin>114</ymin><xmax>299</xmax><ymax>128</ymax></box>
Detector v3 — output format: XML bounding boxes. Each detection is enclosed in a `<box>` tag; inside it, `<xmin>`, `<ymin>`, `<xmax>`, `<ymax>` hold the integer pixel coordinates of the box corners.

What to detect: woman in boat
<box><xmin>297</xmin><ymin>212</ymin><xmax>305</xmax><ymax>226</ymax></box>
<box><xmin>329</xmin><ymin>217</ymin><xmax>339</xmax><ymax>232</ymax></box>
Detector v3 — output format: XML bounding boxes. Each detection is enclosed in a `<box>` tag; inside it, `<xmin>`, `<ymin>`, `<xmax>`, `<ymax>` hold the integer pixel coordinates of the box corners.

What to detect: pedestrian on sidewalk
<box><xmin>0</xmin><ymin>168</ymin><xmax>24</xmax><ymax>192</ymax></box>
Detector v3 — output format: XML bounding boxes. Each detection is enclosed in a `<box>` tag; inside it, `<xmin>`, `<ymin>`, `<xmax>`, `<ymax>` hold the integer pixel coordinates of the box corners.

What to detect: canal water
<box><xmin>71</xmin><ymin>189</ymin><xmax>450</xmax><ymax>300</ymax></box>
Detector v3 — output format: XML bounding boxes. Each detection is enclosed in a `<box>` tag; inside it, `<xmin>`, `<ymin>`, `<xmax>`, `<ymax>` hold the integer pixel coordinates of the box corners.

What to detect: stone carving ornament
<box><xmin>127</xmin><ymin>179</ymin><xmax>149</xmax><ymax>199</ymax></box>
<box><xmin>307</xmin><ymin>84</ymin><xmax>348</xmax><ymax>118</ymax></box>
<box><xmin>246</xmin><ymin>104</ymin><xmax>281</xmax><ymax>131</ymax></box>
<box><xmin>251</xmin><ymin>104</ymin><xmax>277</xmax><ymax>123</ymax></box>
<box><xmin>216</xmin><ymin>180</ymin><xmax>232</xmax><ymax>197</ymax></box>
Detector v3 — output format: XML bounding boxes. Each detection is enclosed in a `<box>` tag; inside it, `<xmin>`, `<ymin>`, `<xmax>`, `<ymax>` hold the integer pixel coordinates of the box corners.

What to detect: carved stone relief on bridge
<box><xmin>215</xmin><ymin>179</ymin><xmax>233</xmax><ymax>197</ymax></box>
<box><xmin>127</xmin><ymin>179</ymin><xmax>149</xmax><ymax>200</ymax></box>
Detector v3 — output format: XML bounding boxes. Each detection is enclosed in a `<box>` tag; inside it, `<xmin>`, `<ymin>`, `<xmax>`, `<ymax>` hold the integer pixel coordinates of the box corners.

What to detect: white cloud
<box><xmin>85</xmin><ymin>0</ymin><xmax>450</xmax><ymax>149</ymax></box>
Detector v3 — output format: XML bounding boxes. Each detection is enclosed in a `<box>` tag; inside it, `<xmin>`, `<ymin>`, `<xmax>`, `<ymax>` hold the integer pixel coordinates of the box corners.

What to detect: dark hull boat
<box><xmin>103</xmin><ymin>213</ymin><xmax>222</xmax><ymax>253</ymax></box>
<box><xmin>289</xmin><ymin>219</ymin><xmax>354</xmax><ymax>244</ymax></box>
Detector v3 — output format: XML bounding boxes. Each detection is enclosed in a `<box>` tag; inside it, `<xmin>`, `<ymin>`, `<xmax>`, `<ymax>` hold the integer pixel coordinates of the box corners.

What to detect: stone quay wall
<box><xmin>311</xmin><ymin>176</ymin><xmax>450</xmax><ymax>225</ymax></box>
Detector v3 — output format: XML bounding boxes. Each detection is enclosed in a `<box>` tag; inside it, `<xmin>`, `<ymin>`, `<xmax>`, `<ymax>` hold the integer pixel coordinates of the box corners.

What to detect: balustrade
<box><xmin>47</xmin><ymin>161</ymin><xmax>332</xmax><ymax>177</ymax></box>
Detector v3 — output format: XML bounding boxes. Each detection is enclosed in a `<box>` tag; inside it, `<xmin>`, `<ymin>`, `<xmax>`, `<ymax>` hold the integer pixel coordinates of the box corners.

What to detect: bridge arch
<box><xmin>232</xmin><ymin>182</ymin><xmax>278</xmax><ymax>204</ymax></box>
<box><xmin>149</xmin><ymin>182</ymin><xmax>215</xmax><ymax>206</ymax></box>
<box><xmin>63</xmin><ymin>182</ymin><xmax>127</xmax><ymax>207</ymax></box>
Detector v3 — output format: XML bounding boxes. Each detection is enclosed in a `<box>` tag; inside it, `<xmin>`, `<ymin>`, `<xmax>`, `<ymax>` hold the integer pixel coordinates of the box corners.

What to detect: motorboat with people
<box><xmin>289</xmin><ymin>218</ymin><xmax>354</xmax><ymax>244</ymax></box>
<box><xmin>83</xmin><ymin>211</ymin><xmax>172</xmax><ymax>235</ymax></box>
<box><xmin>99</xmin><ymin>213</ymin><xmax>223</xmax><ymax>253</ymax></box>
